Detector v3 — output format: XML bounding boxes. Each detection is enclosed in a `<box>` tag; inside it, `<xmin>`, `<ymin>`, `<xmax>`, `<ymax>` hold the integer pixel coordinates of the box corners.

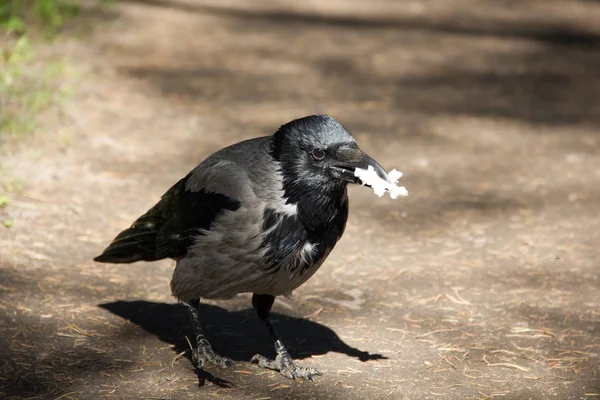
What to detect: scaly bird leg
<box><xmin>250</xmin><ymin>294</ymin><xmax>322</xmax><ymax>381</ymax></box>
<box><xmin>183</xmin><ymin>299</ymin><xmax>234</xmax><ymax>370</ymax></box>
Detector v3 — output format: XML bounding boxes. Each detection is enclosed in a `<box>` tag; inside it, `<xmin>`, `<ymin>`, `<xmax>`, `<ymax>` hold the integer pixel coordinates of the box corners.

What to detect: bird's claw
<box><xmin>193</xmin><ymin>347</ymin><xmax>235</xmax><ymax>370</ymax></box>
<box><xmin>250</xmin><ymin>353</ymin><xmax>322</xmax><ymax>381</ymax></box>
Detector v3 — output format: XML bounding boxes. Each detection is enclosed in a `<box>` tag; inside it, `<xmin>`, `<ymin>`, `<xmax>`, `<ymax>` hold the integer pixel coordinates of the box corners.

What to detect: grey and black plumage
<box><xmin>94</xmin><ymin>115</ymin><xmax>392</xmax><ymax>381</ymax></box>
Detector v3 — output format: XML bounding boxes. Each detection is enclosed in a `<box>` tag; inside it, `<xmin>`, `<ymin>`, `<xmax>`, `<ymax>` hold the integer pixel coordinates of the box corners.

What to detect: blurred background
<box><xmin>1</xmin><ymin>1</ymin><xmax>599</xmax><ymax>399</ymax></box>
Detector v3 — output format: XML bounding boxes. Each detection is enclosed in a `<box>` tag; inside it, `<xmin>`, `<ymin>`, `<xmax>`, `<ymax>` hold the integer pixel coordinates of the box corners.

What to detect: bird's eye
<box><xmin>311</xmin><ymin>148</ymin><xmax>326</xmax><ymax>160</ymax></box>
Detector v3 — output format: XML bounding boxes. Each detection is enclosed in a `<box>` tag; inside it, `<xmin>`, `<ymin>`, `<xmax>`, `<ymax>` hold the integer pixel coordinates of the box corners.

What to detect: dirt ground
<box><xmin>2</xmin><ymin>1</ymin><xmax>600</xmax><ymax>399</ymax></box>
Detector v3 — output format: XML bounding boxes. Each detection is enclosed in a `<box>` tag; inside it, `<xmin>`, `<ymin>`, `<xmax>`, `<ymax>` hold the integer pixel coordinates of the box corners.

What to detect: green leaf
<box><xmin>8</xmin><ymin>36</ymin><xmax>31</xmax><ymax>64</ymax></box>
<box><xmin>0</xmin><ymin>195</ymin><xmax>10</xmax><ymax>207</ymax></box>
<box><xmin>4</xmin><ymin>16</ymin><xmax>27</xmax><ymax>33</ymax></box>
<box><xmin>3</xmin><ymin>219</ymin><xmax>14</xmax><ymax>228</ymax></box>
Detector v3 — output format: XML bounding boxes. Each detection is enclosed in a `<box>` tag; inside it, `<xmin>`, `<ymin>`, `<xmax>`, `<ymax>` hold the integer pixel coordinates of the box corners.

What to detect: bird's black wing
<box><xmin>94</xmin><ymin>167</ymin><xmax>243</xmax><ymax>264</ymax></box>
<box><xmin>154</xmin><ymin>174</ymin><xmax>242</xmax><ymax>259</ymax></box>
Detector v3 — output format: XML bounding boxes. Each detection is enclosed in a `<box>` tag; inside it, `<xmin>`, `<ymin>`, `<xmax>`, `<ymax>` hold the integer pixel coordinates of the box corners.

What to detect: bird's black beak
<box><xmin>330</xmin><ymin>146</ymin><xmax>391</xmax><ymax>184</ymax></box>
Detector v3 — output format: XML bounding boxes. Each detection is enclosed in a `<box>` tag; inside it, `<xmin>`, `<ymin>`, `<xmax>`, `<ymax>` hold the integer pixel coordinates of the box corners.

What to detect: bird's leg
<box><xmin>183</xmin><ymin>299</ymin><xmax>234</xmax><ymax>369</ymax></box>
<box><xmin>250</xmin><ymin>294</ymin><xmax>322</xmax><ymax>381</ymax></box>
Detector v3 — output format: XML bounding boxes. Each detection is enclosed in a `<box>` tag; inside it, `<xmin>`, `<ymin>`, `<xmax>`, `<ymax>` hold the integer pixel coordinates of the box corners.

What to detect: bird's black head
<box><xmin>271</xmin><ymin>115</ymin><xmax>390</xmax><ymax>203</ymax></box>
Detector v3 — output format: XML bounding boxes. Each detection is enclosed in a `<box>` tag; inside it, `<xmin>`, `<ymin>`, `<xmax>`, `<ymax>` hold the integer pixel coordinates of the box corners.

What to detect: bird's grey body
<box><xmin>94</xmin><ymin>115</ymin><xmax>391</xmax><ymax>382</ymax></box>
<box><xmin>170</xmin><ymin>137</ymin><xmax>344</xmax><ymax>300</ymax></box>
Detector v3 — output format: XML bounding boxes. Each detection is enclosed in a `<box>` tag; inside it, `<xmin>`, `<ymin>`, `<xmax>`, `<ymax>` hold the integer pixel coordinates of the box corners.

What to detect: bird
<box><xmin>94</xmin><ymin>115</ymin><xmax>392</xmax><ymax>381</ymax></box>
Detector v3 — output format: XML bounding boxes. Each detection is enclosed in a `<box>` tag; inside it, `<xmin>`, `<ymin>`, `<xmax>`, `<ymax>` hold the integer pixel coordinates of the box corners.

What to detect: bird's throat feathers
<box><xmin>271</xmin><ymin>162</ymin><xmax>347</xmax><ymax>237</ymax></box>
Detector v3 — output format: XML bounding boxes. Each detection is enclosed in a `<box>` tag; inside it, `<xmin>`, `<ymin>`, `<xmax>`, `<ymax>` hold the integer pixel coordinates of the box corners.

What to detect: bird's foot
<box><xmin>192</xmin><ymin>339</ymin><xmax>235</xmax><ymax>370</ymax></box>
<box><xmin>250</xmin><ymin>341</ymin><xmax>321</xmax><ymax>381</ymax></box>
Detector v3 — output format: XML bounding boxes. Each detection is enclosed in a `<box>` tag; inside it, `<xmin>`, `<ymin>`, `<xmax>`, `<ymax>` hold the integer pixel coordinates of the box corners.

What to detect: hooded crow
<box><xmin>94</xmin><ymin>115</ymin><xmax>392</xmax><ymax>381</ymax></box>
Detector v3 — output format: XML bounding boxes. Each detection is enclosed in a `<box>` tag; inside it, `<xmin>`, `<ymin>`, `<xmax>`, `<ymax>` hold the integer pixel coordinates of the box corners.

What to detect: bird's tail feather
<box><xmin>94</xmin><ymin>214</ymin><xmax>165</xmax><ymax>264</ymax></box>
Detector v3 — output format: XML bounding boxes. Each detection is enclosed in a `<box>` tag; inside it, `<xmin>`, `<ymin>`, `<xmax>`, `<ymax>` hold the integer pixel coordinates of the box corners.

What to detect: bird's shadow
<box><xmin>99</xmin><ymin>300</ymin><xmax>385</xmax><ymax>386</ymax></box>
